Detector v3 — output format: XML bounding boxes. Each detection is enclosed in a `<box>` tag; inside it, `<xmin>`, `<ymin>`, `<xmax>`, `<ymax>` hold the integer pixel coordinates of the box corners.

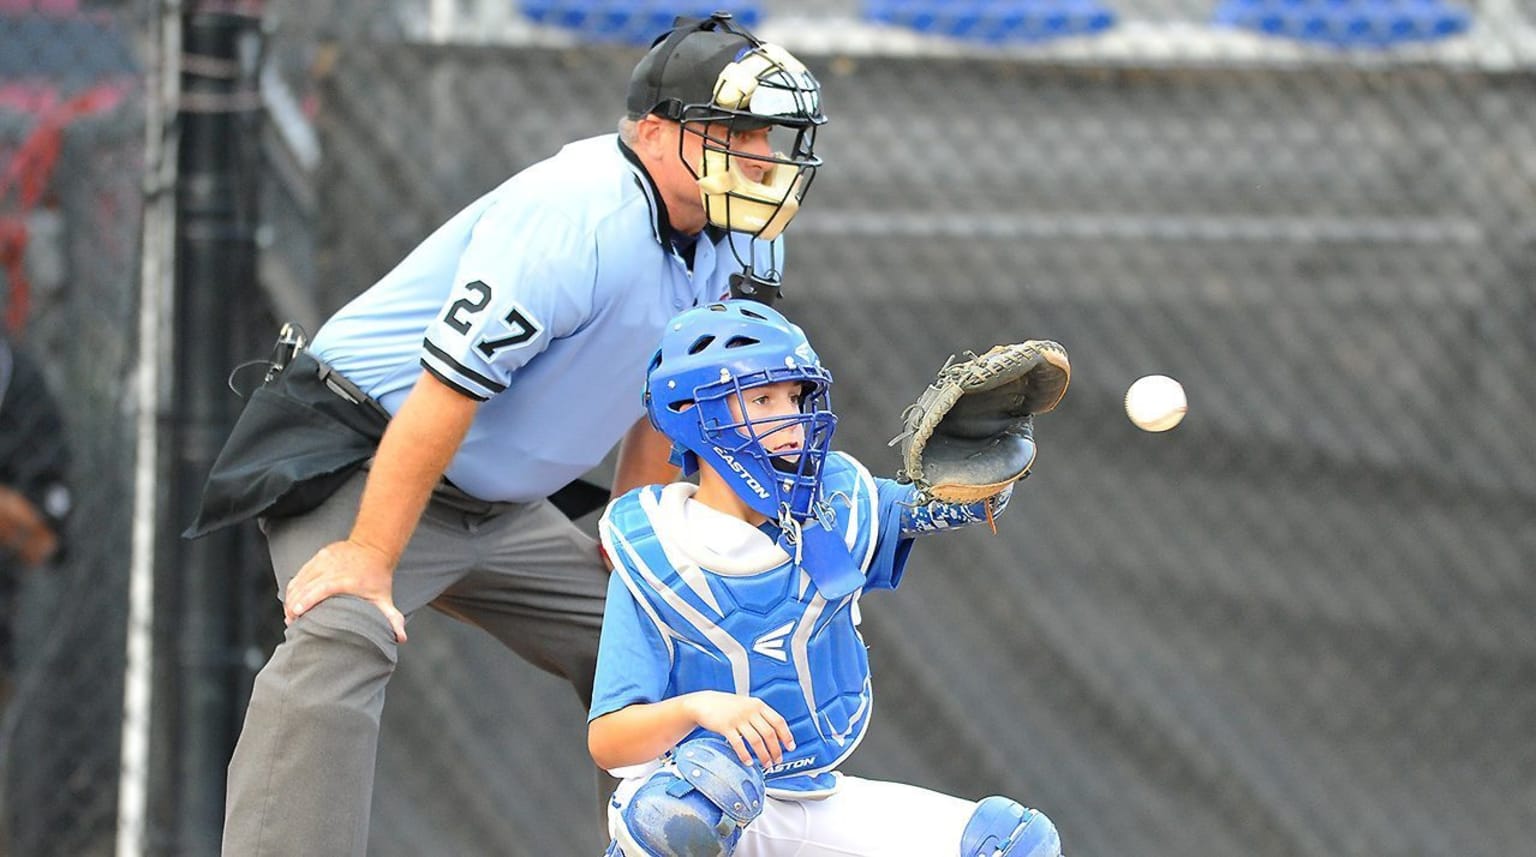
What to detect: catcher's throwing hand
<box><xmin>683</xmin><ymin>690</ymin><xmax>796</xmax><ymax>768</ymax></box>
<box><xmin>894</xmin><ymin>340</ymin><xmax>1071</xmax><ymax>504</ymax></box>
<box><xmin>284</xmin><ymin>539</ymin><xmax>408</xmax><ymax>643</ymax></box>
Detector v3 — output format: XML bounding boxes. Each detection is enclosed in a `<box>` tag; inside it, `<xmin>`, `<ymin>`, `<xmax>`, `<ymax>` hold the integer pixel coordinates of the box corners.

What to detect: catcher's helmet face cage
<box><xmin>630</xmin><ymin>14</ymin><xmax>825</xmax><ymax>295</ymax></box>
<box><xmin>645</xmin><ymin>301</ymin><xmax>837</xmax><ymax>522</ymax></box>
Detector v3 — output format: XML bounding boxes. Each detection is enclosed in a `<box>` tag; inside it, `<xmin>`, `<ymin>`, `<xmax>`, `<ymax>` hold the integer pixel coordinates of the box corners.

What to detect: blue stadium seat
<box><xmin>518</xmin><ymin>1</ymin><xmax>763</xmax><ymax>45</ymax></box>
<box><xmin>863</xmin><ymin>0</ymin><xmax>1116</xmax><ymax>44</ymax></box>
<box><xmin>1211</xmin><ymin>0</ymin><xmax>1472</xmax><ymax>48</ymax></box>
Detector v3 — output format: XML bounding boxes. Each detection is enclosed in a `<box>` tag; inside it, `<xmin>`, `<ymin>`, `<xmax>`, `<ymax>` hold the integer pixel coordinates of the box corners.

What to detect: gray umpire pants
<box><xmin>221</xmin><ymin>470</ymin><xmax>613</xmax><ymax>857</ymax></box>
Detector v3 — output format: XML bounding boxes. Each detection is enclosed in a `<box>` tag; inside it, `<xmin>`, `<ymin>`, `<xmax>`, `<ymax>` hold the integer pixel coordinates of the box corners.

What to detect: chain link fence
<box><xmin>3</xmin><ymin>0</ymin><xmax>1535</xmax><ymax>854</ymax></box>
<box><xmin>0</xmin><ymin>2</ymin><xmax>143</xmax><ymax>855</ymax></box>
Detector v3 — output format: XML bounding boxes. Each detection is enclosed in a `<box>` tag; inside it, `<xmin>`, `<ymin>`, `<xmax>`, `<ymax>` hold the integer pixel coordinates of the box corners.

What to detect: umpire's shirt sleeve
<box><xmin>420</xmin><ymin>199</ymin><xmax>597</xmax><ymax>400</ymax></box>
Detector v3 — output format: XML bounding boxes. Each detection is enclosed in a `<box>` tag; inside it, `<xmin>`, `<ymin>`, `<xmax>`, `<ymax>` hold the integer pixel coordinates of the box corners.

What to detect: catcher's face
<box><xmin>727</xmin><ymin>380</ymin><xmax>806</xmax><ymax>460</ymax></box>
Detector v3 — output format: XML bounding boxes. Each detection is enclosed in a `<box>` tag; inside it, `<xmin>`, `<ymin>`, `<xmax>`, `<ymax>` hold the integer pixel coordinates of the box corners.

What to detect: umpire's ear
<box><xmin>631</xmin><ymin>114</ymin><xmax>678</xmax><ymax>159</ymax></box>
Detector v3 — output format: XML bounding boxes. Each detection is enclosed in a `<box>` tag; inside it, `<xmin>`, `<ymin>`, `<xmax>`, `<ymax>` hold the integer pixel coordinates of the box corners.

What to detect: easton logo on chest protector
<box><xmin>751</xmin><ymin>621</ymin><xmax>796</xmax><ymax>662</ymax></box>
<box><xmin>763</xmin><ymin>755</ymin><xmax>816</xmax><ymax>775</ymax></box>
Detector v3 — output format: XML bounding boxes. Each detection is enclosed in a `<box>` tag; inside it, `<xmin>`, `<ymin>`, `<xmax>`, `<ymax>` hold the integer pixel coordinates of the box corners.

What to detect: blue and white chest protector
<box><xmin>596</xmin><ymin>452</ymin><xmax>914</xmax><ymax>799</ymax></box>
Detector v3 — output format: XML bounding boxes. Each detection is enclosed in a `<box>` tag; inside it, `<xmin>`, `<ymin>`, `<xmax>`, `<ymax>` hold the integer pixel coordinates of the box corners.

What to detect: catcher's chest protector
<box><xmin>604</xmin><ymin>458</ymin><xmax>881</xmax><ymax>798</ymax></box>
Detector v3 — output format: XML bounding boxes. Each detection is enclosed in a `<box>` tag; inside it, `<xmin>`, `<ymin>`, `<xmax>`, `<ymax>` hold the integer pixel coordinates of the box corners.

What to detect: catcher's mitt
<box><xmin>894</xmin><ymin>340</ymin><xmax>1070</xmax><ymax>504</ymax></box>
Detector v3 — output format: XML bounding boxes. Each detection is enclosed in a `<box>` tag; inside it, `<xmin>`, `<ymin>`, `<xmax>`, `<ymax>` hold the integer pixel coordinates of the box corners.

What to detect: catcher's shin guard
<box><xmin>610</xmin><ymin>737</ymin><xmax>766</xmax><ymax>857</ymax></box>
<box><xmin>960</xmin><ymin>796</ymin><xmax>1061</xmax><ymax>857</ymax></box>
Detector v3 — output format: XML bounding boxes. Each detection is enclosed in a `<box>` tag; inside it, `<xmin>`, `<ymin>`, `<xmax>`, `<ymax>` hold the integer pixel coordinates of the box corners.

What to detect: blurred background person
<box><xmin>0</xmin><ymin>334</ymin><xmax>71</xmax><ymax>710</ymax></box>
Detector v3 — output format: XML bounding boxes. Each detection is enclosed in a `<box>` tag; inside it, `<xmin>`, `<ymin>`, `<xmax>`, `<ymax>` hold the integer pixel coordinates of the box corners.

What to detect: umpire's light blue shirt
<box><xmin>309</xmin><ymin>134</ymin><xmax>778</xmax><ymax>502</ymax></box>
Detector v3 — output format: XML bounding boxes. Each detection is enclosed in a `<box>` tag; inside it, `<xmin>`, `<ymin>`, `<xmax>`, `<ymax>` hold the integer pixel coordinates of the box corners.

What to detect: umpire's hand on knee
<box><xmin>284</xmin><ymin>539</ymin><xmax>409</xmax><ymax>643</ymax></box>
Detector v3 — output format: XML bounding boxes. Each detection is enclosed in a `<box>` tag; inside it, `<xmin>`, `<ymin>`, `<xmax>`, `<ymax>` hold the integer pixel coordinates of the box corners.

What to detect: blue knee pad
<box><xmin>960</xmin><ymin>796</ymin><xmax>1061</xmax><ymax>857</ymax></box>
<box><xmin>611</xmin><ymin>737</ymin><xmax>766</xmax><ymax>857</ymax></box>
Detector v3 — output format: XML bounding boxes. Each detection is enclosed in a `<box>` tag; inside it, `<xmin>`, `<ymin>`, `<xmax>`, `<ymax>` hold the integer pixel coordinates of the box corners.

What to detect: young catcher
<box><xmin>588</xmin><ymin>300</ymin><xmax>1071</xmax><ymax>857</ymax></box>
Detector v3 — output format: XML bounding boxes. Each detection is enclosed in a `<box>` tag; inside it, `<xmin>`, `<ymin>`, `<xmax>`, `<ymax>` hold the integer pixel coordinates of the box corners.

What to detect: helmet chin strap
<box><xmin>775</xmin><ymin>496</ymin><xmax>863</xmax><ymax>601</ymax></box>
<box><xmin>789</xmin><ymin>514</ymin><xmax>865</xmax><ymax>600</ymax></box>
<box><xmin>697</xmin><ymin>156</ymin><xmax>803</xmax><ymax>241</ymax></box>
<box><xmin>776</xmin><ymin>504</ymin><xmax>803</xmax><ymax>567</ymax></box>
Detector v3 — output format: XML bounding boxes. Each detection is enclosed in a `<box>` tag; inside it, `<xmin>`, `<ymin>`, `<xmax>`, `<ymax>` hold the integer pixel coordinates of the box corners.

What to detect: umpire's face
<box><xmin>634</xmin><ymin>116</ymin><xmax>774</xmax><ymax>235</ymax></box>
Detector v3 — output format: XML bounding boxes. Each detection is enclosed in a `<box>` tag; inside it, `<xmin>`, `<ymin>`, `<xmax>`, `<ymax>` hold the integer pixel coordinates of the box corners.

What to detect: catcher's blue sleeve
<box><xmin>865</xmin><ymin>477</ymin><xmax>919</xmax><ymax>591</ymax></box>
<box><xmin>589</xmin><ymin>570</ymin><xmax>672</xmax><ymax>722</ymax></box>
<box><xmin>866</xmin><ymin>478</ymin><xmax>1015</xmax><ymax>591</ymax></box>
<box><xmin>898</xmin><ymin>484</ymin><xmax>1013</xmax><ymax>537</ymax></box>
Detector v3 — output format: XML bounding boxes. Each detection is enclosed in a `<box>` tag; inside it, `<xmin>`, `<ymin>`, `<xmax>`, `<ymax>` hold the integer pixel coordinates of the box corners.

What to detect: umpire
<box><xmin>186</xmin><ymin>14</ymin><xmax>826</xmax><ymax>857</ymax></box>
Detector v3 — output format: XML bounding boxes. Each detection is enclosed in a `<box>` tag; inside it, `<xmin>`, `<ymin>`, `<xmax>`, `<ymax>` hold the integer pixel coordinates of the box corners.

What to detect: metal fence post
<box><xmin>162</xmin><ymin>2</ymin><xmax>264</xmax><ymax>853</ymax></box>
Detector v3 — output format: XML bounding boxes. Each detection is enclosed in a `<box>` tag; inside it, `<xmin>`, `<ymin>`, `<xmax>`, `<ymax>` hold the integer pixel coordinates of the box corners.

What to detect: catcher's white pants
<box><xmin>610</xmin><ymin>773</ymin><xmax>978</xmax><ymax>856</ymax></box>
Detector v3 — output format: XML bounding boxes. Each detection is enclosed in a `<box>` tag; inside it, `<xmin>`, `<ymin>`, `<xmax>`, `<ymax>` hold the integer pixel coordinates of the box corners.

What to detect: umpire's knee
<box><xmin>257</xmin><ymin>596</ymin><xmax>400</xmax><ymax>700</ymax></box>
<box><xmin>289</xmin><ymin>594</ymin><xmax>401</xmax><ymax>656</ymax></box>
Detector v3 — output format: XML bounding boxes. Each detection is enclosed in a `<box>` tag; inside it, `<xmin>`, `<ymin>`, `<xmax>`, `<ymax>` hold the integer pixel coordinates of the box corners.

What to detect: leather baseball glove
<box><xmin>893</xmin><ymin>341</ymin><xmax>1071</xmax><ymax>504</ymax></box>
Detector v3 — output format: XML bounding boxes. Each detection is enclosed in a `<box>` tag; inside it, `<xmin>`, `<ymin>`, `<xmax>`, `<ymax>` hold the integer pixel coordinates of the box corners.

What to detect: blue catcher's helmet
<box><xmin>645</xmin><ymin>300</ymin><xmax>835</xmax><ymax>522</ymax></box>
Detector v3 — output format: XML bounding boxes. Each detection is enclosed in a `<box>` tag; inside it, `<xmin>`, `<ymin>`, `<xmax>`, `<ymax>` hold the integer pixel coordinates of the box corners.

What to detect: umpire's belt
<box><xmin>184</xmin><ymin>351</ymin><xmax>392</xmax><ymax>538</ymax></box>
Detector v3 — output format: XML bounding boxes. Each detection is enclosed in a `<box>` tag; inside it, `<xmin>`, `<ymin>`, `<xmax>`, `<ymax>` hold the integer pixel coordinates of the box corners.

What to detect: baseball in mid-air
<box><xmin>1124</xmin><ymin>374</ymin><xmax>1187</xmax><ymax>432</ymax></box>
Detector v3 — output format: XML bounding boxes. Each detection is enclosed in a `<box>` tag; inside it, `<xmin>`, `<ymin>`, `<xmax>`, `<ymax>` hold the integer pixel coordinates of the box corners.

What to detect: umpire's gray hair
<box><xmin>617</xmin><ymin>116</ymin><xmax>640</xmax><ymax>145</ymax></box>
